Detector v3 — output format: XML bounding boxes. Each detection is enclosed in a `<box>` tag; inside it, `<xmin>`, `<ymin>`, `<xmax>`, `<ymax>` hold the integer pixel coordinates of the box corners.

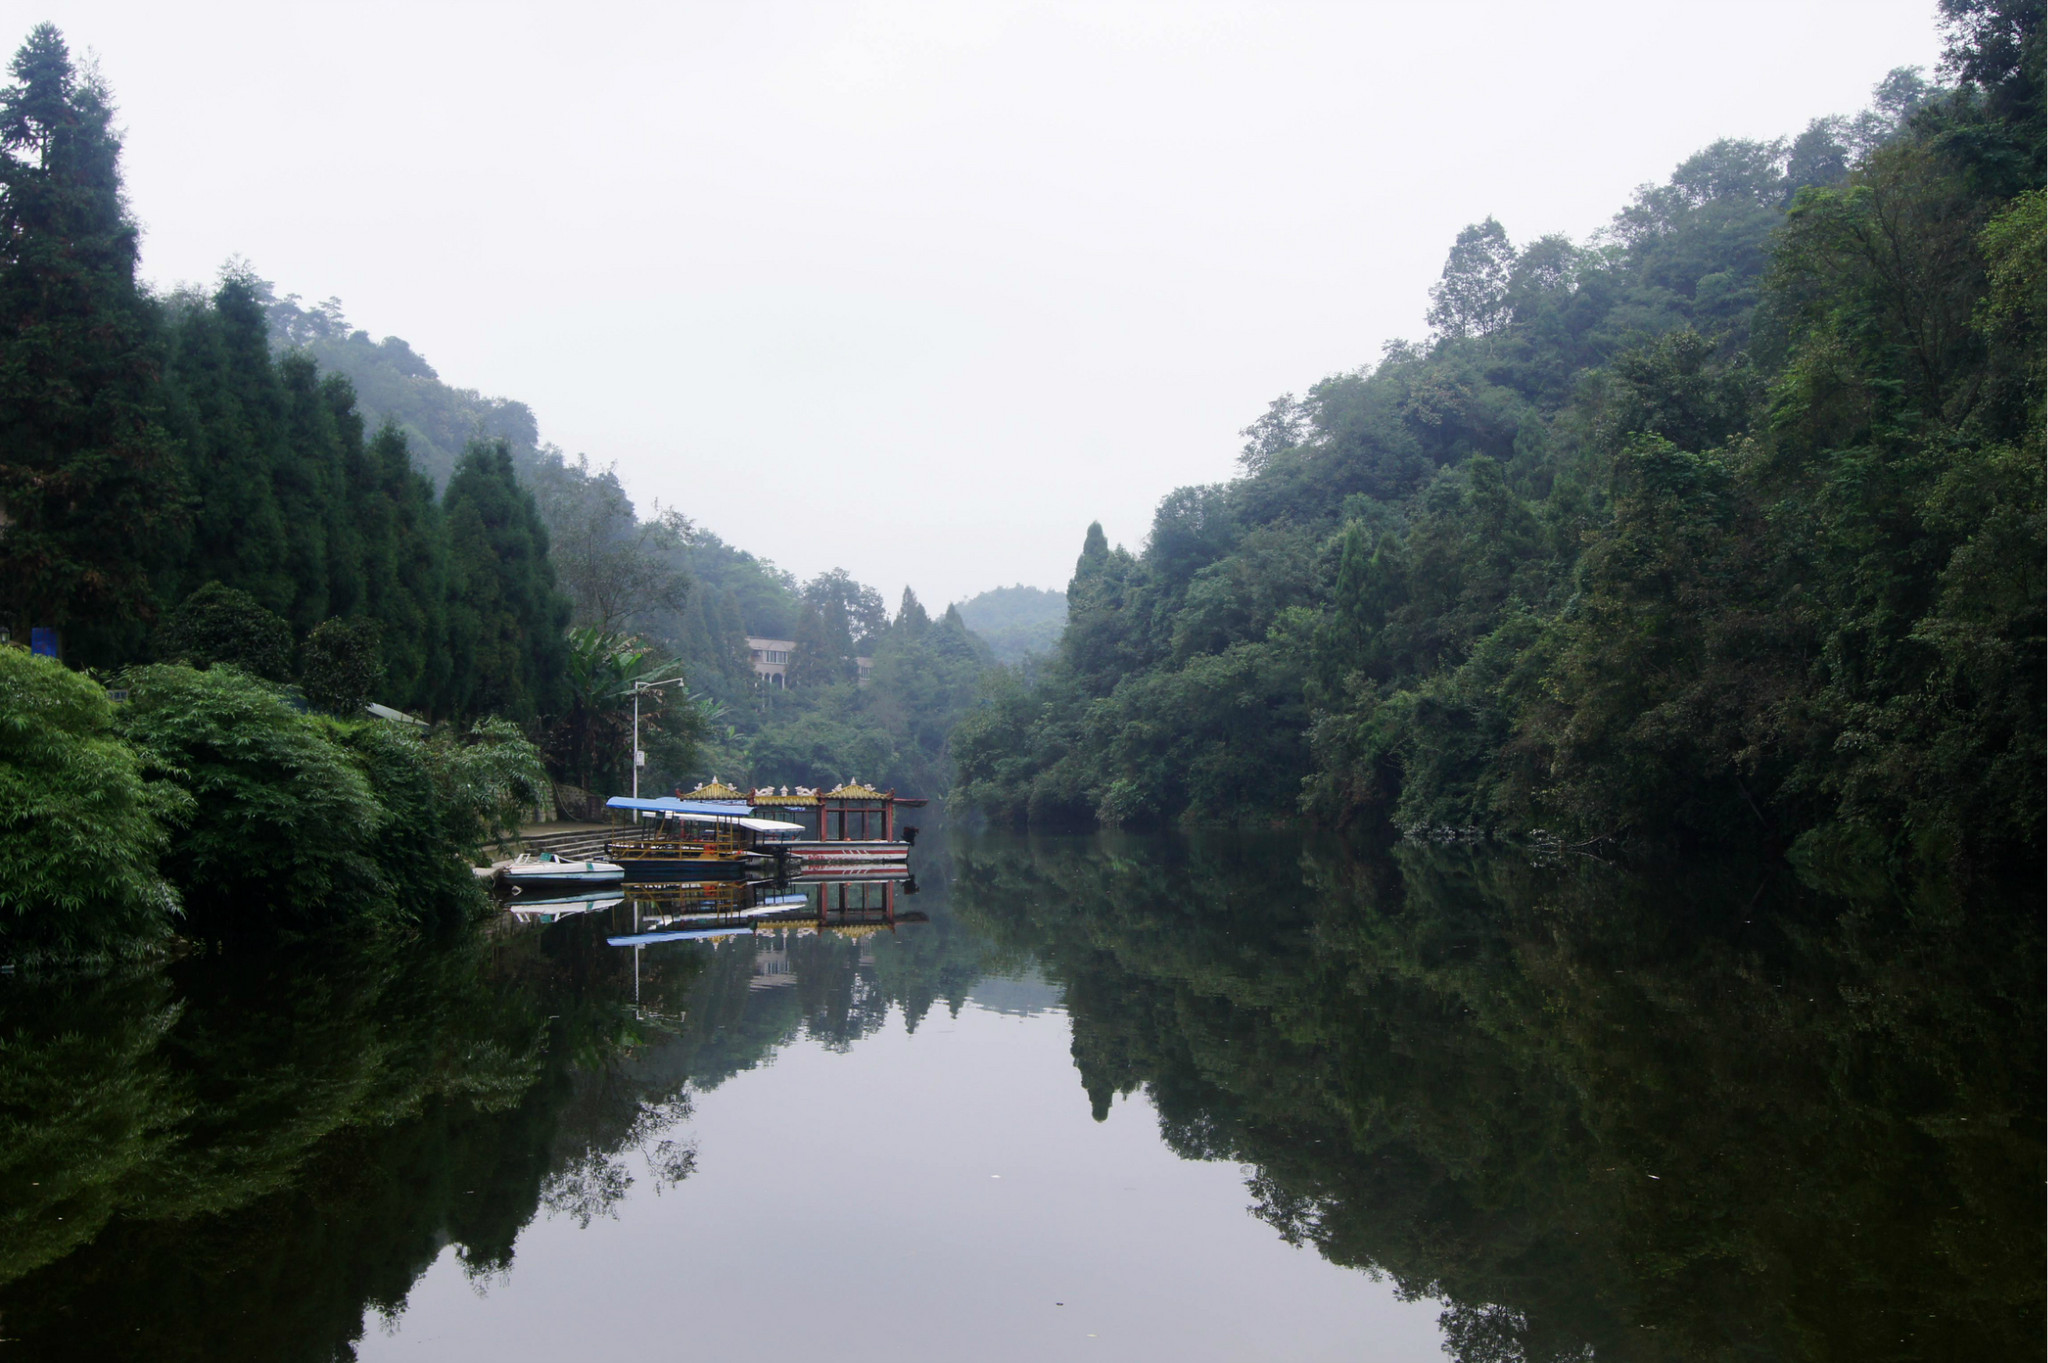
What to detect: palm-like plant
<box><xmin>546</xmin><ymin>627</ymin><xmax>705</xmax><ymax>793</ymax></box>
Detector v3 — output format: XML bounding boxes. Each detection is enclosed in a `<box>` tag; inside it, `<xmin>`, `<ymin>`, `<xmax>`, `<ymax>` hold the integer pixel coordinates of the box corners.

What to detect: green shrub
<box><xmin>340</xmin><ymin>717</ymin><xmax>546</xmax><ymax>924</ymax></box>
<box><xmin>154</xmin><ymin>583</ymin><xmax>293</xmax><ymax>681</ymax></box>
<box><xmin>300</xmin><ymin>617</ymin><xmax>384</xmax><ymax>715</ymax></box>
<box><xmin>0</xmin><ymin>648</ymin><xmax>182</xmax><ymax>963</ymax></box>
<box><xmin>113</xmin><ymin>664</ymin><xmax>381</xmax><ymax>924</ymax></box>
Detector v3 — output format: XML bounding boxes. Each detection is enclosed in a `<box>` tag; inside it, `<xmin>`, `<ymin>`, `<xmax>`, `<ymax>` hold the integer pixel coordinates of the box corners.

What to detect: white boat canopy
<box><xmin>737</xmin><ymin>816</ymin><xmax>805</xmax><ymax>834</ymax></box>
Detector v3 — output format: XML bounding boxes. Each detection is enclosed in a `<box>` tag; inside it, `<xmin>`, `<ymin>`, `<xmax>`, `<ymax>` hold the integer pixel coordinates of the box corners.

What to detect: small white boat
<box><xmin>499</xmin><ymin>852</ymin><xmax>625</xmax><ymax>889</ymax></box>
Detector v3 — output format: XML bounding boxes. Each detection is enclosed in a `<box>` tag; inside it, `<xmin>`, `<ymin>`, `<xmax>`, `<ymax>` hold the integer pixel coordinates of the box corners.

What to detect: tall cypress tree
<box><xmin>314</xmin><ymin>367</ymin><xmax>369</xmax><ymax>621</ymax></box>
<box><xmin>0</xmin><ymin>25</ymin><xmax>179</xmax><ymax>660</ymax></box>
<box><xmin>357</xmin><ymin>423</ymin><xmax>449</xmax><ymax>714</ymax></box>
<box><xmin>272</xmin><ymin>349</ymin><xmax>345</xmax><ymax>632</ymax></box>
<box><xmin>161</xmin><ymin>276</ymin><xmax>294</xmax><ymax>617</ymax></box>
<box><xmin>442</xmin><ymin>440</ymin><xmax>569</xmax><ymax>724</ymax></box>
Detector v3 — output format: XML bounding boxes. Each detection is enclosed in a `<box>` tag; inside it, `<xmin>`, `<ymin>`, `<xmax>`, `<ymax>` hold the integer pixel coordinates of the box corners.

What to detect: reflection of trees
<box><xmin>952</xmin><ymin>833</ymin><xmax>2044</xmax><ymax>1363</ymax></box>
<box><xmin>11</xmin><ymin>842</ymin><xmax>2031</xmax><ymax>1361</ymax></box>
<box><xmin>0</xmin><ymin>871</ymin><xmax>1004</xmax><ymax>1359</ymax></box>
<box><xmin>0</xmin><ymin>965</ymin><xmax>186</xmax><ymax>1285</ymax></box>
<box><xmin>0</xmin><ymin>918</ymin><xmax>689</xmax><ymax>1359</ymax></box>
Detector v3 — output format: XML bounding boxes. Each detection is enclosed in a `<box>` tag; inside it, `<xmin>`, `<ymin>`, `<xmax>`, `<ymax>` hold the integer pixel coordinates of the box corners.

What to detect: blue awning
<box><xmin>608</xmin><ymin>927</ymin><xmax>754</xmax><ymax>945</ymax></box>
<box><xmin>604</xmin><ymin>796</ymin><xmax>751</xmax><ymax>818</ymax></box>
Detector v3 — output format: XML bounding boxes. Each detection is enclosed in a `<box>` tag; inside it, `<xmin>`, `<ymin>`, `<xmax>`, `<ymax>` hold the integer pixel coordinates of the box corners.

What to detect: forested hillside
<box><xmin>0</xmin><ymin>21</ymin><xmax>997</xmax><ymax>808</ymax></box>
<box><xmin>265</xmin><ymin>290</ymin><xmax>545</xmax><ymax>489</ymax></box>
<box><xmin>955</xmin><ymin>3</ymin><xmax>2043</xmax><ymax>871</ymax></box>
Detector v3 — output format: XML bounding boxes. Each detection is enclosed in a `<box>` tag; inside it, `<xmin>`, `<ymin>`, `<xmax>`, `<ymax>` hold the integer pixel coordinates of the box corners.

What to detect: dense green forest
<box><xmin>954</xmin><ymin>5</ymin><xmax>2043</xmax><ymax>872</ymax></box>
<box><xmin>0</xmin><ymin>24</ymin><xmax>575</xmax><ymax>726</ymax></box>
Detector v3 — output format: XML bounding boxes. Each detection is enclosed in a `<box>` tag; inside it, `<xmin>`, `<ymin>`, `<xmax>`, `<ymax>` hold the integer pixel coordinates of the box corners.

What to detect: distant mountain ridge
<box><xmin>954</xmin><ymin>585</ymin><xmax>1066</xmax><ymax>663</ymax></box>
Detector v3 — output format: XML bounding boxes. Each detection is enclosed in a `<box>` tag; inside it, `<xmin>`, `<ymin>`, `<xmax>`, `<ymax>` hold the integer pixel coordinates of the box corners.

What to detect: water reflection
<box><xmin>950</xmin><ymin>833</ymin><xmax>2045</xmax><ymax>1362</ymax></box>
<box><xmin>0</xmin><ymin>867</ymin><xmax>981</xmax><ymax>1360</ymax></box>
<box><xmin>0</xmin><ymin>837</ymin><xmax>2038</xmax><ymax>1361</ymax></box>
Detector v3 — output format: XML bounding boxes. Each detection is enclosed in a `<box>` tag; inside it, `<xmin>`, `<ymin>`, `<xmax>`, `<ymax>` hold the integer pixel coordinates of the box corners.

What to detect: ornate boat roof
<box><xmin>685</xmin><ymin>778</ymin><xmax>748</xmax><ymax>800</ymax></box>
<box><xmin>822</xmin><ymin>780</ymin><xmax>886</xmax><ymax>799</ymax></box>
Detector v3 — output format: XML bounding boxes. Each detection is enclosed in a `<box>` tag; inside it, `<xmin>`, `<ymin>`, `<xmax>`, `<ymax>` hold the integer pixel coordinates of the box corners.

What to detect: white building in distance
<box><xmin>748</xmin><ymin>637</ymin><xmax>871</xmax><ymax>688</ymax></box>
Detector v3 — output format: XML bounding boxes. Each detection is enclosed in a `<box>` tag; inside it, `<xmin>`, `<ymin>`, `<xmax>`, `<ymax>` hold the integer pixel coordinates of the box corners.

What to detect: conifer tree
<box><xmin>441</xmin><ymin>440</ymin><xmax>570</xmax><ymax>724</ymax></box>
<box><xmin>0</xmin><ymin>25</ymin><xmax>179</xmax><ymax>660</ymax></box>
<box><xmin>272</xmin><ymin>350</ymin><xmax>371</xmax><ymax>632</ymax></box>
<box><xmin>786</xmin><ymin>600</ymin><xmax>839</xmax><ymax>688</ymax></box>
<box><xmin>356</xmin><ymin>424</ymin><xmax>449</xmax><ymax>713</ymax></box>
<box><xmin>896</xmin><ymin>587</ymin><xmax>931</xmax><ymax>637</ymax></box>
<box><xmin>161</xmin><ymin>276</ymin><xmax>294</xmax><ymax>615</ymax></box>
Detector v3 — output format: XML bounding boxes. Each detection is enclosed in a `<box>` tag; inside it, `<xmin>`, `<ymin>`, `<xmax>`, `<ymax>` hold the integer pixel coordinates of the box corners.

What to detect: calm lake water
<box><xmin>1</xmin><ymin>833</ymin><xmax>2039</xmax><ymax>1361</ymax></box>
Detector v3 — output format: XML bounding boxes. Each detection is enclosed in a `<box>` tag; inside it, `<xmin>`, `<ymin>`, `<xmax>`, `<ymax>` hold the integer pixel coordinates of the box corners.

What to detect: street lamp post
<box><xmin>630</xmin><ymin>675</ymin><xmax>689</xmax><ymax>800</ymax></box>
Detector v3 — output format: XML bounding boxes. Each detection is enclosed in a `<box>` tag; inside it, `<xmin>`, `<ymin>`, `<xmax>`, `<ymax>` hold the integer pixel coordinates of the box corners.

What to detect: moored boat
<box><xmin>498</xmin><ymin>852</ymin><xmax>625</xmax><ymax>891</ymax></box>
<box><xmin>601</xmin><ymin>796</ymin><xmax>799</xmax><ymax>880</ymax></box>
<box><xmin>725</xmin><ymin>780</ymin><xmax>925</xmax><ymax>870</ymax></box>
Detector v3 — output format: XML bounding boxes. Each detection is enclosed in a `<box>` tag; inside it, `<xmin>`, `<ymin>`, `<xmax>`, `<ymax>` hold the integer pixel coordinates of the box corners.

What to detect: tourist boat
<box><xmin>714</xmin><ymin>779</ymin><xmax>929</xmax><ymax>869</ymax></box>
<box><xmin>602</xmin><ymin>796</ymin><xmax>803</xmax><ymax>880</ymax></box>
<box><xmin>498</xmin><ymin>852</ymin><xmax>624</xmax><ymax>890</ymax></box>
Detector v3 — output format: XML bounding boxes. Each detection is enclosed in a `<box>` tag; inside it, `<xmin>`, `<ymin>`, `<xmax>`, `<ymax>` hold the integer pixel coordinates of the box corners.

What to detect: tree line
<box><xmin>521</xmin><ymin>445</ymin><xmax>997</xmax><ymax>799</ymax></box>
<box><xmin>0</xmin><ymin>20</ymin><xmax>1006</xmax><ymax>840</ymax></box>
<box><xmin>0</xmin><ymin>26</ymin><xmax>573</xmax><ymax>728</ymax></box>
<box><xmin>954</xmin><ymin>2</ymin><xmax>2043</xmax><ymax>872</ymax></box>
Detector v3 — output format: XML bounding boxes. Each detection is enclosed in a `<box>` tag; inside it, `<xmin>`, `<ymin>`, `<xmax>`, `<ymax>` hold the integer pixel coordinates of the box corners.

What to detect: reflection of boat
<box><xmin>608</xmin><ymin>925</ymin><xmax>754</xmax><ymax>946</ymax></box>
<box><xmin>508</xmin><ymin>892</ymin><xmax>623</xmax><ymax>923</ymax></box>
<box><xmin>499</xmin><ymin>852</ymin><xmax>624</xmax><ymax>889</ymax></box>
<box><xmin>603</xmin><ymin>875</ymin><xmax>923</xmax><ymax>948</ymax></box>
<box><xmin>786</xmin><ymin>842</ymin><xmax>912</xmax><ymax>868</ymax></box>
<box><xmin>618</xmin><ymin>896</ymin><xmax>812</xmax><ymax>932</ymax></box>
<box><xmin>623</xmin><ymin>880</ymin><xmax>750</xmax><ymax>915</ymax></box>
<box><xmin>785</xmin><ymin>863</ymin><xmax>912</xmax><ymax>881</ymax></box>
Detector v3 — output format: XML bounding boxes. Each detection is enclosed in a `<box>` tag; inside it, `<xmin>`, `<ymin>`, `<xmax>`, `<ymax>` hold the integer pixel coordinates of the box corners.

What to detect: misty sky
<box><xmin>37</xmin><ymin>1</ymin><xmax>1944</xmax><ymax>608</ymax></box>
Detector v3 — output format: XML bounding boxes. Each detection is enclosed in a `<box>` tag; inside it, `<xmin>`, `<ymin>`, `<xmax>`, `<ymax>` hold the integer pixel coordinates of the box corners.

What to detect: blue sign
<box><xmin>30</xmin><ymin>627</ymin><xmax>58</xmax><ymax>658</ymax></box>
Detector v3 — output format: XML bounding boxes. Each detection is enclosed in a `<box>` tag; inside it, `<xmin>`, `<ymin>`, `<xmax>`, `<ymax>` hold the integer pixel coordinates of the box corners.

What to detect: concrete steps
<box><xmin>519</xmin><ymin>824</ymin><xmax>617</xmax><ymax>859</ymax></box>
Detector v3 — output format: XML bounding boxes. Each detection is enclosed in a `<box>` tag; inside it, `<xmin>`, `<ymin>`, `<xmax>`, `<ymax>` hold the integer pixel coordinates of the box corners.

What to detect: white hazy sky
<box><xmin>34</xmin><ymin>1</ymin><xmax>1944</xmax><ymax>607</ymax></box>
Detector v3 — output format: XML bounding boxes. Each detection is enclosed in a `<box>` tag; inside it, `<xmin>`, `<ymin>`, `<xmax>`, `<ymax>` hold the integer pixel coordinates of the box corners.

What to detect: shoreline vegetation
<box><xmin>951</xmin><ymin>6</ymin><xmax>2043</xmax><ymax>878</ymax></box>
<box><xmin>0</xmin><ymin>22</ymin><xmax>999</xmax><ymax>962</ymax></box>
<box><xmin>2</xmin><ymin>646</ymin><xmax>546</xmax><ymax>965</ymax></box>
<box><xmin>2</xmin><ymin>6</ymin><xmax>2042</xmax><ymax>967</ymax></box>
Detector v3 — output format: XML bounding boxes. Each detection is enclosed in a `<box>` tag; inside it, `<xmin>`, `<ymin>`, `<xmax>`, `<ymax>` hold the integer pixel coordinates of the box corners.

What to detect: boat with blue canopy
<box><xmin>600</xmin><ymin>796</ymin><xmax>804</xmax><ymax>880</ymax></box>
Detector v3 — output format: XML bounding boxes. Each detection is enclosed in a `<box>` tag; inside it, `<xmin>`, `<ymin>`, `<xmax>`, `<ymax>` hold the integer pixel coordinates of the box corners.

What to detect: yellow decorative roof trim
<box><xmin>686</xmin><ymin>779</ymin><xmax>747</xmax><ymax>799</ymax></box>
<box><xmin>822</xmin><ymin>781</ymin><xmax>885</xmax><ymax>798</ymax></box>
